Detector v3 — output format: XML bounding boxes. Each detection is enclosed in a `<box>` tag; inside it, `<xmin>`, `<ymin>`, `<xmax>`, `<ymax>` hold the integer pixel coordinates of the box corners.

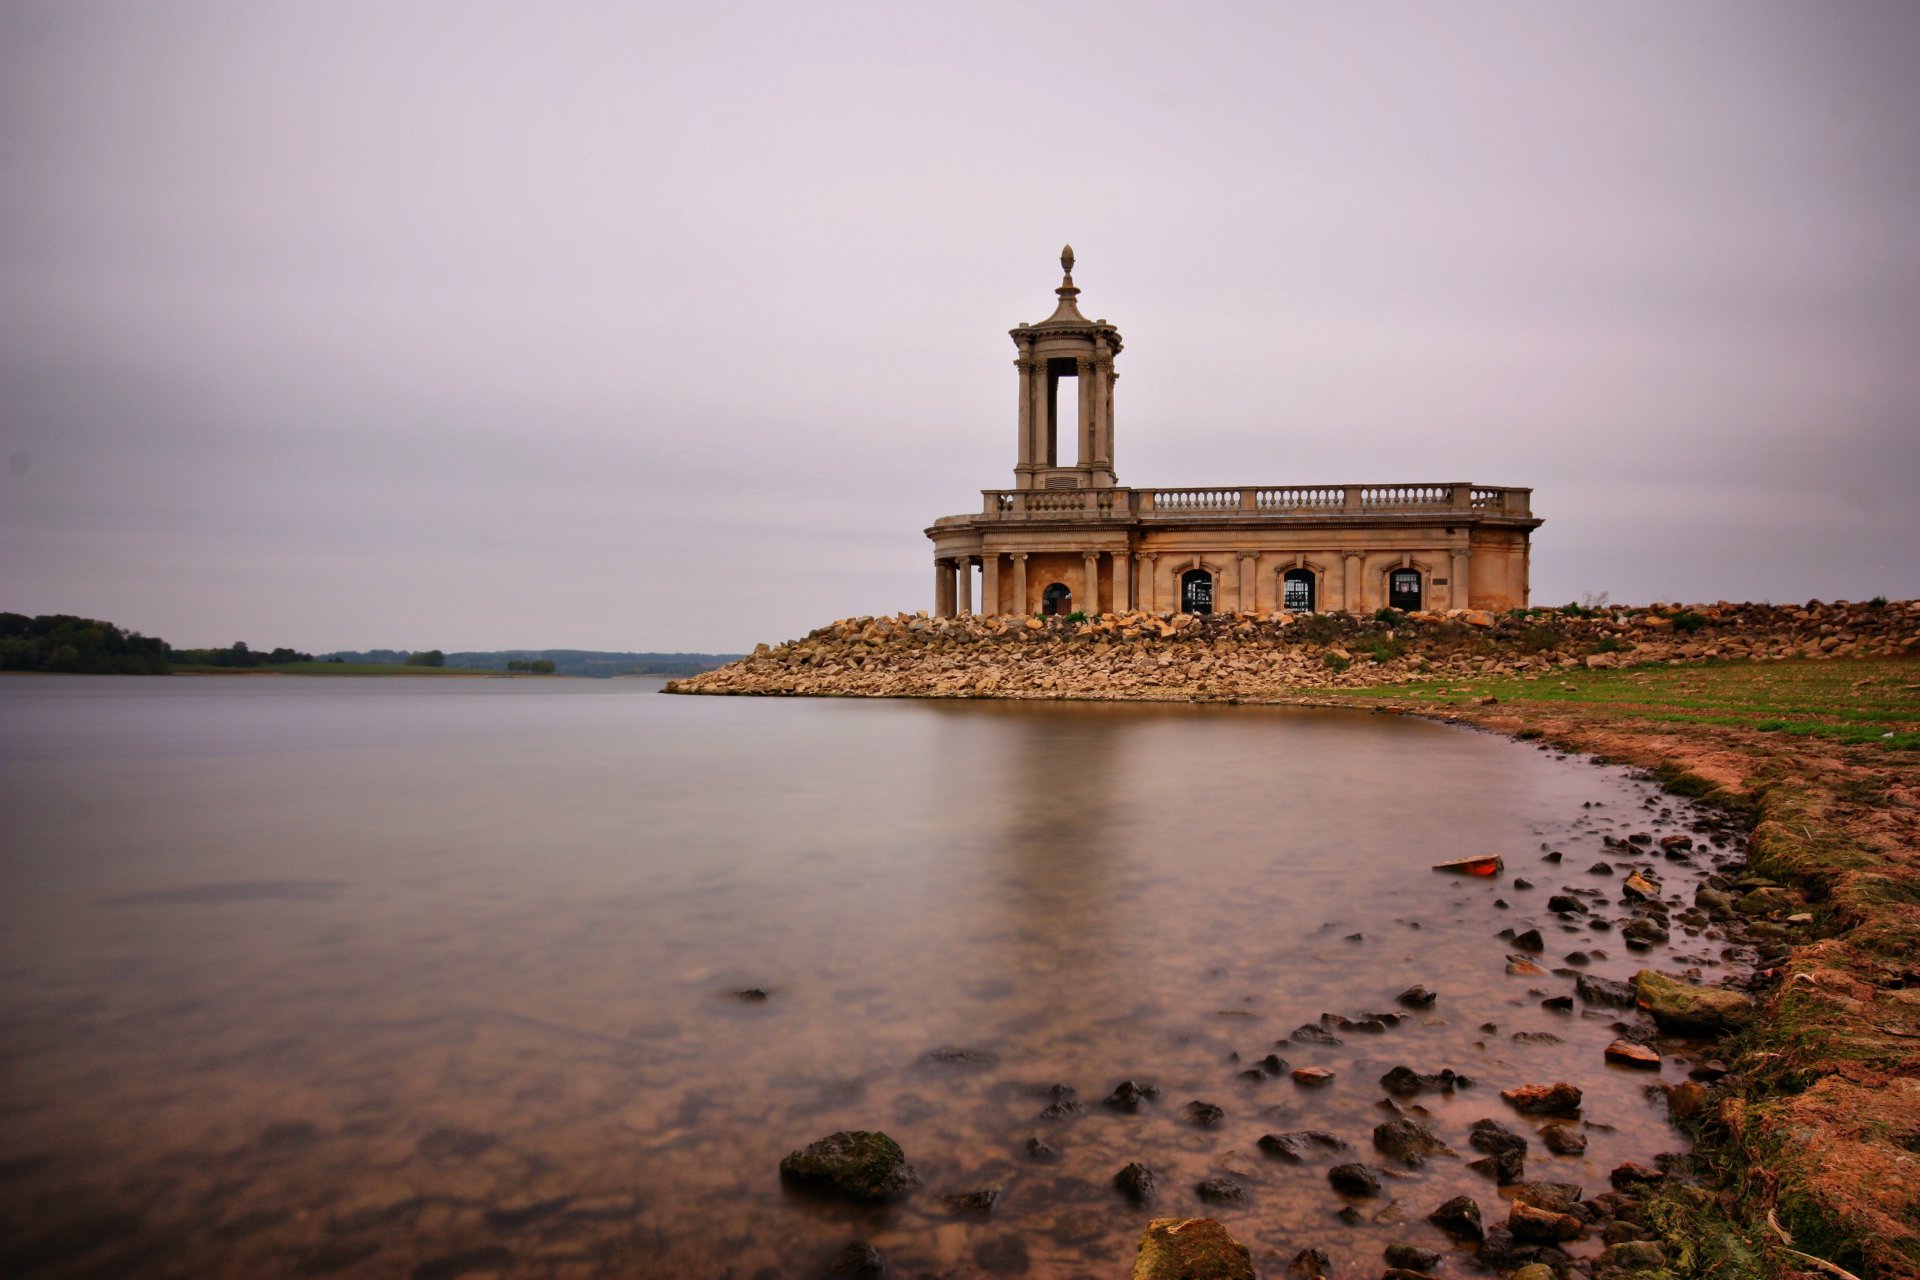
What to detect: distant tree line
<box><xmin>506</xmin><ymin>658</ymin><xmax>557</xmax><ymax>673</ymax></box>
<box><xmin>0</xmin><ymin>613</ymin><xmax>170</xmax><ymax>674</ymax></box>
<box><xmin>324</xmin><ymin>649</ymin><xmax>743</xmax><ymax>677</ymax></box>
<box><xmin>169</xmin><ymin>640</ymin><xmax>316</xmax><ymax>668</ymax></box>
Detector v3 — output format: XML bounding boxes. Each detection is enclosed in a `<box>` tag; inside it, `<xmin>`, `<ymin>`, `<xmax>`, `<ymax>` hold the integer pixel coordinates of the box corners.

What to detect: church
<box><xmin>925</xmin><ymin>248</ymin><xmax>1542</xmax><ymax>617</ymax></box>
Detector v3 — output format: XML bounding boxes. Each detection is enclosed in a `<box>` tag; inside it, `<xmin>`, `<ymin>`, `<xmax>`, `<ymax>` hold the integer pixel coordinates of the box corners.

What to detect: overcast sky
<box><xmin>3</xmin><ymin>2</ymin><xmax>1917</xmax><ymax>653</ymax></box>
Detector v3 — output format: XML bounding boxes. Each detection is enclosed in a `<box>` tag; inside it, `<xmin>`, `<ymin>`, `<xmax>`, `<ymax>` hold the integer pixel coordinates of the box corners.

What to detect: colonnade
<box><xmin>933</xmin><ymin>547</ymin><xmax>1477</xmax><ymax>617</ymax></box>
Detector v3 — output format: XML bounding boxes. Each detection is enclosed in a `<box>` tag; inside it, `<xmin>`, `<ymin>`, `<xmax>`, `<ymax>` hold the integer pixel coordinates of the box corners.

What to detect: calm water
<box><xmin>0</xmin><ymin>677</ymin><xmax>1745</xmax><ymax>1278</ymax></box>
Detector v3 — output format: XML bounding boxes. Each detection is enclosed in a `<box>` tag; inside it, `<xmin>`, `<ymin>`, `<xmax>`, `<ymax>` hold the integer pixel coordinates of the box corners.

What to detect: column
<box><xmin>1141</xmin><ymin>554</ymin><xmax>1157</xmax><ymax>611</ymax></box>
<box><xmin>1342</xmin><ymin>552</ymin><xmax>1363</xmax><ymax>613</ymax></box>
<box><xmin>1238</xmin><ymin>553</ymin><xmax>1258</xmax><ymax>612</ymax></box>
<box><xmin>981</xmin><ymin>553</ymin><xmax>1001</xmax><ymax>616</ymax></box>
<box><xmin>1082</xmin><ymin>552</ymin><xmax>1100</xmax><ymax>615</ymax></box>
<box><xmin>1450</xmin><ymin>547</ymin><xmax>1473</xmax><ymax>611</ymax></box>
<box><xmin>935</xmin><ymin>560</ymin><xmax>954</xmax><ymax>617</ymax></box>
<box><xmin>1112</xmin><ymin>551</ymin><xmax>1132</xmax><ymax>612</ymax></box>
<box><xmin>1014</xmin><ymin>357</ymin><xmax>1035</xmax><ymax>486</ymax></box>
<box><xmin>956</xmin><ymin>558</ymin><xmax>973</xmax><ymax>615</ymax></box>
<box><xmin>1077</xmin><ymin>357</ymin><xmax>1095</xmax><ymax>471</ymax></box>
<box><xmin>1032</xmin><ymin>359</ymin><xmax>1052</xmax><ymax>467</ymax></box>
<box><xmin>1011</xmin><ymin>553</ymin><xmax>1028</xmax><ymax>617</ymax></box>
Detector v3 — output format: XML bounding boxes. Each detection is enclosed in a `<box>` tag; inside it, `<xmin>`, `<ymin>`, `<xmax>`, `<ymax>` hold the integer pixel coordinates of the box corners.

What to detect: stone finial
<box><xmin>1061</xmin><ymin>244</ymin><xmax>1075</xmax><ymax>276</ymax></box>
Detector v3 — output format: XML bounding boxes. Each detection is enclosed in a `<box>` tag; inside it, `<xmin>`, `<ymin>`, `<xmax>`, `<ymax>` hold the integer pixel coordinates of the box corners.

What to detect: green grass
<box><xmin>168</xmin><ymin>661</ymin><xmax>522</xmax><ymax>677</ymax></box>
<box><xmin>1333</xmin><ymin>656</ymin><xmax>1920</xmax><ymax>750</ymax></box>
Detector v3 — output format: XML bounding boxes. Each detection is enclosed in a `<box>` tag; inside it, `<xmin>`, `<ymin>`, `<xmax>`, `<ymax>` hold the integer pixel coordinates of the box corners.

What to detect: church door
<box><xmin>1041</xmin><ymin>582</ymin><xmax>1073</xmax><ymax>616</ymax></box>
<box><xmin>1389</xmin><ymin>569</ymin><xmax>1423</xmax><ymax>611</ymax></box>
<box><xmin>1180</xmin><ymin>569</ymin><xmax>1213</xmax><ymax>615</ymax></box>
<box><xmin>1282</xmin><ymin>569</ymin><xmax>1315</xmax><ymax>612</ymax></box>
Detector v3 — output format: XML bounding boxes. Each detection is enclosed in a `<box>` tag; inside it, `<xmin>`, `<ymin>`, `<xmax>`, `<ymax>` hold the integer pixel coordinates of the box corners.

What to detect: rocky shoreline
<box><xmin>665</xmin><ymin>599</ymin><xmax>1919</xmax><ymax>701</ymax></box>
<box><xmin>671</xmin><ymin>598</ymin><xmax>1920</xmax><ymax>1279</ymax></box>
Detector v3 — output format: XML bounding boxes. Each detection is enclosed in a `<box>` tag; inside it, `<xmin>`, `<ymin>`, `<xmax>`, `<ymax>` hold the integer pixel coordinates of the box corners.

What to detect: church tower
<box><xmin>1010</xmin><ymin>246</ymin><xmax>1123</xmax><ymax>490</ymax></box>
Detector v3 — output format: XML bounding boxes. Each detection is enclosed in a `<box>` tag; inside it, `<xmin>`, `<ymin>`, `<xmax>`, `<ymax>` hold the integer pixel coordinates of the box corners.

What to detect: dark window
<box><xmin>1389</xmin><ymin>569</ymin><xmax>1422</xmax><ymax>611</ymax></box>
<box><xmin>1283</xmin><ymin>569</ymin><xmax>1315</xmax><ymax>611</ymax></box>
<box><xmin>1045</xmin><ymin>357</ymin><xmax>1077</xmax><ymax>467</ymax></box>
<box><xmin>1041</xmin><ymin>582</ymin><xmax>1073</xmax><ymax>616</ymax></box>
<box><xmin>1180</xmin><ymin>569</ymin><xmax>1213</xmax><ymax>615</ymax></box>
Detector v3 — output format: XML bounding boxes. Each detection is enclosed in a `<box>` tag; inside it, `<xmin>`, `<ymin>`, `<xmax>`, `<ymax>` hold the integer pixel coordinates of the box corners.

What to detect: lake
<box><xmin>0</xmin><ymin>676</ymin><xmax>1745</xmax><ymax>1278</ymax></box>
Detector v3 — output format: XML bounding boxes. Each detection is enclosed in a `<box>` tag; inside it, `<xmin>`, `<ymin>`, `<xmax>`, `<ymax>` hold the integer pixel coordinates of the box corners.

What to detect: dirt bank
<box><xmin>674</xmin><ymin>599</ymin><xmax>1920</xmax><ymax>1278</ymax></box>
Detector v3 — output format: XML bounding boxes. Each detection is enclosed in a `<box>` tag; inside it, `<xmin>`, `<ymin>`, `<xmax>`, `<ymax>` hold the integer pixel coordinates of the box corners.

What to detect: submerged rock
<box><xmin>1508</xmin><ymin>1201</ymin><xmax>1583</xmax><ymax>1243</ymax></box>
<box><xmin>1384</xmin><ymin>1243</ymin><xmax>1442</xmax><ymax>1273</ymax></box>
<box><xmin>1396</xmin><ymin>984</ymin><xmax>1438</xmax><ymax>1008</ymax></box>
<box><xmin>1195</xmin><ymin>1176</ymin><xmax>1246</xmax><ymax>1206</ymax></box>
<box><xmin>1468</xmin><ymin>1118</ymin><xmax>1528</xmax><ymax>1155</ymax></box>
<box><xmin>943</xmin><ymin>1189</ymin><xmax>999</xmax><ymax>1217</ymax></box>
<box><xmin>1104</xmin><ymin>1079</ymin><xmax>1161</xmax><ymax>1111</ymax></box>
<box><xmin>1604</xmin><ymin>1039</ymin><xmax>1661</xmax><ymax>1069</ymax></box>
<box><xmin>824</xmin><ymin>1241</ymin><xmax>886</xmax><ymax>1279</ymax></box>
<box><xmin>1185</xmin><ymin>1100</ymin><xmax>1226</xmax><ymax>1127</ymax></box>
<box><xmin>1291</xmin><ymin>1066</ymin><xmax>1336</xmax><ymax>1087</ymax></box>
<box><xmin>1327</xmin><ymin>1162</ymin><xmax>1383</xmax><ymax>1196</ymax></box>
<box><xmin>1259</xmin><ymin>1130</ymin><xmax>1349</xmax><ymax>1162</ymax></box>
<box><xmin>1129</xmin><ymin>1218</ymin><xmax>1254</xmax><ymax>1280</ymax></box>
<box><xmin>780</xmin><ymin>1131</ymin><xmax>920</xmax><ymax>1201</ymax></box>
<box><xmin>1427</xmin><ymin>1194</ymin><xmax>1484</xmax><ymax>1240</ymax></box>
<box><xmin>1540</xmin><ymin>1123</ymin><xmax>1588</xmax><ymax>1155</ymax></box>
<box><xmin>1114</xmin><ymin>1162</ymin><xmax>1159</xmax><ymax>1203</ymax></box>
<box><xmin>1381</xmin><ymin>1065</ymin><xmax>1471</xmax><ymax>1095</ymax></box>
<box><xmin>1501</xmin><ymin>1082</ymin><xmax>1582</xmax><ymax>1114</ymax></box>
<box><xmin>1575</xmin><ymin>973</ymin><xmax>1637</xmax><ymax>1007</ymax></box>
<box><xmin>1373</xmin><ymin>1117</ymin><xmax>1448</xmax><ymax>1168</ymax></box>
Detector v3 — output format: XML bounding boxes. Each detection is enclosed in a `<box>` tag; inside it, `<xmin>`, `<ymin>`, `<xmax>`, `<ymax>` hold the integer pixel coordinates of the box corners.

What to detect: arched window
<box><xmin>1282</xmin><ymin>568</ymin><xmax>1316</xmax><ymax>612</ymax></box>
<box><xmin>1180</xmin><ymin>569</ymin><xmax>1213</xmax><ymax>615</ymax></box>
<box><xmin>1389</xmin><ymin>569</ymin><xmax>1423</xmax><ymax>611</ymax></box>
<box><xmin>1041</xmin><ymin>582</ymin><xmax>1073</xmax><ymax>616</ymax></box>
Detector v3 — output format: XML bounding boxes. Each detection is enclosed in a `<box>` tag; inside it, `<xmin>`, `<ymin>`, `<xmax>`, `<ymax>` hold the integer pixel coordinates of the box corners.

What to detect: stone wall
<box><xmin>666</xmin><ymin>600</ymin><xmax>1920</xmax><ymax>700</ymax></box>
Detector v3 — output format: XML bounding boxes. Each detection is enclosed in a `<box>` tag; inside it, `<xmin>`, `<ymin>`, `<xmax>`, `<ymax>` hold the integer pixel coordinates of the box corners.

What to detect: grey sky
<box><xmin>3</xmin><ymin>2</ymin><xmax>1917</xmax><ymax>653</ymax></box>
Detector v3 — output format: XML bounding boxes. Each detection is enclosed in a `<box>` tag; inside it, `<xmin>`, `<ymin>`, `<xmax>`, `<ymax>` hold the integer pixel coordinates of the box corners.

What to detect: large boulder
<box><xmin>779</xmin><ymin>1131</ymin><xmax>919</xmax><ymax>1201</ymax></box>
<box><xmin>1129</xmin><ymin>1218</ymin><xmax>1255</xmax><ymax>1280</ymax></box>
<box><xmin>1634</xmin><ymin>969</ymin><xmax>1753</xmax><ymax>1036</ymax></box>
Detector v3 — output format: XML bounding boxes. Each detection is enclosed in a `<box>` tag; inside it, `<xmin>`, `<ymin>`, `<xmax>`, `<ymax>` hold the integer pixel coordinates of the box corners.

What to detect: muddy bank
<box><xmin>665</xmin><ymin>599</ymin><xmax>1919</xmax><ymax>700</ymax></box>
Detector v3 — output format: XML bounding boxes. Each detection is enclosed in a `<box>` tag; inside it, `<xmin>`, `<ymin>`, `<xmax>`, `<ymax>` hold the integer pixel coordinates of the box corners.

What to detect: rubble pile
<box><xmin>667</xmin><ymin>599</ymin><xmax>1920</xmax><ymax>699</ymax></box>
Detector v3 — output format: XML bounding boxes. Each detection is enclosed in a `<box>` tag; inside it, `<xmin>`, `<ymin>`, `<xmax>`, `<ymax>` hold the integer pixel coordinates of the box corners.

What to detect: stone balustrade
<box><xmin>978</xmin><ymin>483</ymin><xmax>1532</xmax><ymax>522</ymax></box>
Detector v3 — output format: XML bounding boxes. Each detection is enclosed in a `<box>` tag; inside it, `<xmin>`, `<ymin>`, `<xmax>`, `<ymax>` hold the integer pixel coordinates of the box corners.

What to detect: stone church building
<box><xmin>925</xmin><ymin>248</ymin><xmax>1542</xmax><ymax>617</ymax></box>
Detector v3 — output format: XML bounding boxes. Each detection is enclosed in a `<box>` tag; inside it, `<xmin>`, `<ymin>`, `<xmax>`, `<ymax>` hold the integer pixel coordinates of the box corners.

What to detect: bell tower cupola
<box><xmin>1010</xmin><ymin>245</ymin><xmax>1123</xmax><ymax>490</ymax></box>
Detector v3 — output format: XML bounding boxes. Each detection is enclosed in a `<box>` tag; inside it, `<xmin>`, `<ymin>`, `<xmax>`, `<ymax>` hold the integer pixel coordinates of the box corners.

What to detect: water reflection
<box><xmin>0</xmin><ymin>679</ymin><xmax>1747</xmax><ymax>1278</ymax></box>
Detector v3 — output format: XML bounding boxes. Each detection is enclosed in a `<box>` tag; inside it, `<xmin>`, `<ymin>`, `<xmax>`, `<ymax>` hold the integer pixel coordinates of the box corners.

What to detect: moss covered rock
<box><xmin>1129</xmin><ymin>1218</ymin><xmax>1254</xmax><ymax>1280</ymax></box>
<box><xmin>1634</xmin><ymin>969</ymin><xmax>1753</xmax><ymax>1037</ymax></box>
<box><xmin>778</xmin><ymin>1130</ymin><xmax>919</xmax><ymax>1201</ymax></box>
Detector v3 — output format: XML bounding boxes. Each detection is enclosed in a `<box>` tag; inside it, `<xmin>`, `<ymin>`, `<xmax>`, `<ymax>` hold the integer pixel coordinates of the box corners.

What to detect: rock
<box><xmin>1508</xmin><ymin>1201</ymin><xmax>1583</xmax><ymax>1243</ymax></box>
<box><xmin>1595</xmin><ymin>1240</ymin><xmax>1668</xmax><ymax>1275</ymax></box>
<box><xmin>1256</xmin><ymin>1053</ymin><xmax>1290</xmax><ymax>1075</ymax></box>
<box><xmin>1104</xmin><ymin>1079</ymin><xmax>1161</xmax><ymax>1110</ymax></box>
<box><xmin>824</xmin><ymin>1241</ymin><xmax>886</xmax><ymax>1279</ymax></box>
<box><xmin>1610</xmin><ymin>1161</ymin><xmax>1664</xmax><ymax>1190</ymax></box>
<box><xmin>1427</xmin><ymin>1194</ymin><xmax>1484</xmax><ymax>1240</ymax></box>
<box><xmin>1547</xmin><ymin>894</ymin><xmax>1588</xmax><ymax>914</ymax></box>
<box><xmin>1469</xmin><ymin>1118</ymin><xmax>1528</xmax><ymax>1155</ymax></box>
<box><xmin>1575</xmin><ymin>973</ymin><xmax>1637</xmax><ymax>1007</ymax></box>
<box><xmin>1384</xmin><ymin>1244</ymin><xmax>1442</xmax><ymax>1273</ymax></box>
<box><xmin>1038</xmin><ymin>1083</ymin><xmax>1083</xmax><ymax>1120</ymax></box>
<box><xmin>732</xmin><ymin>987</ymin><xmax>771</xmax><ymax>1002</ymax></box>
<box><xmin>1195</xmin><ymin>1176</ymin><xmax>1246</xmax><ymax>1206</ymax></box>
<box><xmin>919</xmin><ymin>1046</ymin><xmax>996</xmax><ymax>1068</ymax></box>
<box><xmin>1737</xmin><ymin>886</ymin><xmax>1799</xmax><ymax>916</ymax></box>
<box><xmin>1327</xmin><ymin>1162</ymin><xmax>1383</xmax><ymax>1196</ymax></box>
<box><xmin>943</xmin><ymin>1189</ymin><xmax>999</xmax><ymax>1217</ymax></box>
<box><xmin>1381</xmin><ymin>1065</ymin><xmax>1470</xmax><ymax>1095</ymax></box>
<box><xmin>1622</xmin><ymin>871</ymin><xmax>1658</xmax><ymax>900</ymax></box>
<box><xmin>1621</xmin><ymin>917</ymin><xmax>1669</xmax><ymax>949</ymax></box>
<box><xmin>1509</xmin><ymin>1181</ymin><xmax>1584</xmax><ymax>1214</ymax></box>
<box><xmin>1373</xmin><ymin>1117</ymin><xmax>1448</xmax><ymax>1168</ymax></box>
<box><xmin>1397</xmin><ymin>984</ymin><xmax>1438</xmax><ymax>1008</ymax></box>
<box><xmin>1604</xmin><ymin>1039</ymin><xmax>1661</xmax><ymax>1069</ymax></box>
<box><xmin>1185</xmin><ymin>1100</ymin><xmax>1225</xmax><ymax>1126</ymax></box>
<box><xmin>1634</xmin><ymin>969</ymin><xmax>1753</xmax><ymax>1036</ymax></box>
<box><xmin>482</xmin><ymin>1196</ymin><xmax>573</xmax><ymax>1229</ymax></box>
<box><xmin>1259</xmin><ymin>1130</ymin><xmax>1349</xmax><ymax>1162</ymax></box>
<box><xmin>780</xmin><ymin>1131</ymin><xmax>920</xmax><ymax>1201</ymax></box>
<box><xmin>1511</xmin><ymin>1030</ymin><xmax>1564</xmax><ymax>1045</ymax></box>
<box><xmin>1540</xmin><ymin>1123</ymin><xmax>1587</xmax><ymax>1155</ymax></box>
<box><xmin>1512</xmin><ymin>928</ymin><xmax>1545</xmax><ymax>952</ymax></box>
<box><xmin>1288</xmin><ymin>1246</ymin><xmax>1331</xmax><ymax>1277</ymax></box>
<box><xmin>1590</xmin><ymin>861</ymin><xmax>1615</xmax><ymax>875</ymax></box>
<box><xmin>1291</xmin><ymin>1066</ymin><xmax>1335</xmax><ymax>1086</ymax></box>
<box><xmin>1665</xmin><ymin>1080</ymin><xmax>1713</xmax><ymax>1122</ymax></box>
<box><xmin>1291</xmin><ymin>1023</ymin><xmax>1344</xmax><ymax>1045</ymax></box>
<box><xmin>1501</xmin><ymin>1082</ymin><xmax>1582</xmax><ymax>1114</ymax></box>
<box><xmin>1129</xmin><ymin>1218</ymin><xmax>1255</xmax><ymax>1280</ymax></box>
<box><xmin>1024</xmin><ymin>1136</ymin><xmax>1057</xmax><ymax>1160</ymax></box>
<box><xmin>1511</xmin><ymin>1267</ymin><xmax>1556</xmax><ymax>1280</ymax></box>
<box><xmin>1468</xmin><ymin>1150</ymin><xmax>1525</xmax><ymax>1184</ymax></box>
<box><xmin>1114</xmin><ymin>1162</ymin><xmax>1159</xmax><ymax>1203</ymax></box>
<box><xmin>1540</xmin><ymin>995</ymin><xmax>1574</xmax><ymax>1012</ymax></box>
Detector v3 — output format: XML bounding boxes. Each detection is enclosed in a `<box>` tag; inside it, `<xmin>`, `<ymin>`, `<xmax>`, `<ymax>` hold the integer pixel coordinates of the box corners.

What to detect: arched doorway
<box><xmin>1388</xmin><ymin>568</ymin><xmax>1423</xmax><ymax>611</ymax></box>
<box><xmin>1282</xmin><ymin>568</ymin><xmax>1316</xmax><ymax>612</ymax></box>
<box><xmin>1041</xmin><ymin>582</ymin><xmax>1073</xmax><ymax>616</ymax></box>
<box><xmin>1180</xmin><ymin>569</ymin><xmax>1213</xmax><ymax>615</ymax></box>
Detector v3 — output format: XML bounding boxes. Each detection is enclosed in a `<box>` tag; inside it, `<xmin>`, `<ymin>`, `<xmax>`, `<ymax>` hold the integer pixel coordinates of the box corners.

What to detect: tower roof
<box><xmin>1036</xmin><ymin>243</ymin><xmax>1089</xmax><ymax>326</ymax></box>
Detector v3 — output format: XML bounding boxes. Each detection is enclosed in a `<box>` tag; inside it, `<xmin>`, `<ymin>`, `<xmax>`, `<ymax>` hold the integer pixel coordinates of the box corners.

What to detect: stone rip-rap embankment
<box><xmin>665</xmin><ymin>599</ymin><xmax>1920</xmax><ymax>699</ymax></box>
